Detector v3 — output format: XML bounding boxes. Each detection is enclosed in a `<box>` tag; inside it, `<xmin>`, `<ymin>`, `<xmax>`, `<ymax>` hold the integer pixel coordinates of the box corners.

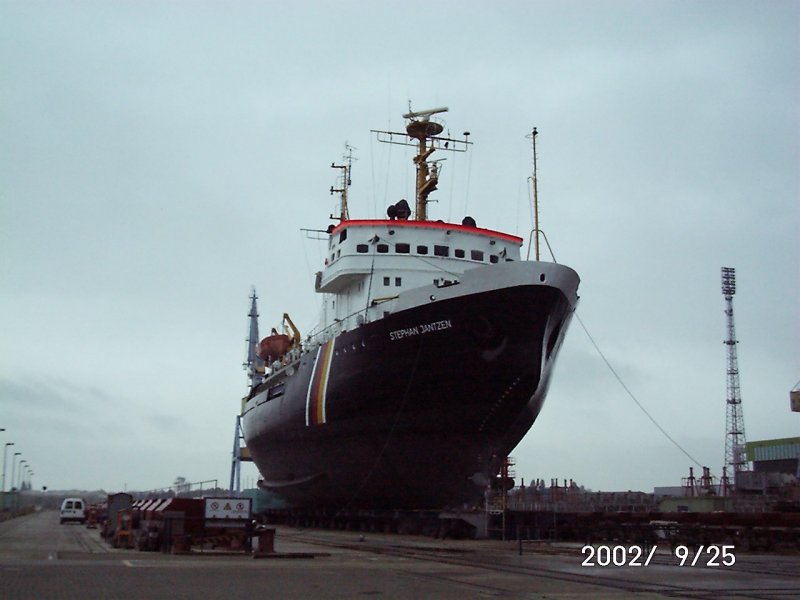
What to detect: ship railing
<box><xmin>305</xmin><ymin>302</ymin><xmax>389</xmax><ymax>347</ymax></box>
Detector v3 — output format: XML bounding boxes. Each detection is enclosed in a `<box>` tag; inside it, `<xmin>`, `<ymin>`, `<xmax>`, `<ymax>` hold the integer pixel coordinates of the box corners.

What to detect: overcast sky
<box><xmin>1</xmin><ymin>1</ymin><xmax>797</xmax><ymax>496</ymax></box>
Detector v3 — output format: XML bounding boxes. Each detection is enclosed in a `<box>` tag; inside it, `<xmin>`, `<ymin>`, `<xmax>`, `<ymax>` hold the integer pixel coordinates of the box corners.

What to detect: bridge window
<box><xmin>455</xmin><ymin>249</ymin><xmax>465</xmax><ymax>258</ymax></box>
<box><xmin>383</xmin><ymin>277</ymin><xmax>390</xmax><ymax>286</ymax></box>
<box><xmin>357</xmin><ymin>244</ymin><xmax>368</xmax><ymax>253</ymax></box>
<box><xmin>471</xmin><ymin>250</ymin><xmax>484</xmax><ymax>261</ymax></box>
<box><xmin>489</xmin><ymin>255</ymin><xmax>499</xmax><ymax>264</ymax></box>
<box><xmin>417</xmin><ymin>245</ymin><xmax>429</xmax><ymax>255</ymax></box>
<box><xmin>395</xmin><ymin>277</ymin><xmax>402</xmax><ymax>286</ymax></box>
<box><xmin>434</xmin><ymin>245</ymin><xmax>449</xmax><ymax>257</ymax></box>
<box><xmin>339</xmin><ymin>229</ymin><xmax>348</xmax><ymax>243</ymax></box>
<box><xmin>377</xmin><ymin>244</ymin><xmax>389</xmax><ymax>253</ymax></box>
<box><xmin>396</xmin><ymin>243</ymin><xmax>410</xmax><ymax>254</ymax></box>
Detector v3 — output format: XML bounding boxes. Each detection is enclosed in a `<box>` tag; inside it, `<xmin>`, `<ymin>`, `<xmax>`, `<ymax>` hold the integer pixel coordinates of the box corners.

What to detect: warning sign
<box><xmin>203</xmin><ymin>497</ymin><xmax>252</xmax><ymax>520</ymax></box>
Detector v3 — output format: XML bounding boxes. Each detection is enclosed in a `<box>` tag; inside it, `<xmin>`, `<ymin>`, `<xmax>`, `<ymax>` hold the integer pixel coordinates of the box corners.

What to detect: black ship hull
<box><xmin>242</xmin><ymin>263</ymin><xmax>578</xmax><ymax>509</ymax></box>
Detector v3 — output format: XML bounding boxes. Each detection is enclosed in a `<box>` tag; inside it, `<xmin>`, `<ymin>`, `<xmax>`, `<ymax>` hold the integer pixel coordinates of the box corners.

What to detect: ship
<box><xmin>240</xmin><ymin>107</ymin><xmax>580</xmax><ymax>509</ymax></box>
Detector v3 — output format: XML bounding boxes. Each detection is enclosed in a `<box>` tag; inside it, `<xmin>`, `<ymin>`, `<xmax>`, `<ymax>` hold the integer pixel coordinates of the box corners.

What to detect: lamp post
<box><xmin>17</xmin><ymin>460</ymin><xmax>27</xmax><ymax>490</ymax></box>
<box><xmin>2</xmin><ymin>442</ymin><xmax>14</xmax><ymax>492</ymax></box>
<box><xmin>11</xmin><ymin>452</ymin><xmax>21</xmax><ymax>491</ymax></box>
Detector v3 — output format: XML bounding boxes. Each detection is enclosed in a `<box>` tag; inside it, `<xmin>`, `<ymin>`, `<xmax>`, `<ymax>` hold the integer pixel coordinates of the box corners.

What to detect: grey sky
<box><xmin>1</xmin><ymin>0</ymin><xmax>797</xmax><ymax>494</ymax></box>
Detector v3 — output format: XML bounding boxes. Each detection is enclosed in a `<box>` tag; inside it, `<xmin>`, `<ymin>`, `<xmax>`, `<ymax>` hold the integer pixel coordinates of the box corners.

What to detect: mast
<box><xmin>244</xmin><ymin>288</ymin><xmax>265</xmax><ymax>388</ymax></box>
<box><xmin>528</xmin><ymin>127</ymin><xmax>540</xmax><ymax>261</ymax></box>
<box><xmin>721</xmin><ymin>267</ymin><xmax>748</xmax><ymax>481</ymax></box>
<box><xmin>330</xmin><ymin>144</ymin><xmax>355</xmax><ymax>221</ymax></box>
<box><xmin>372</xmin><ymin>106</ymin><xmax>471</xmax><ymax>221</ymax></box>
<box><xmin>404</xmin><ymin>107</ymin><xmax>447</xmax><ymax>220</ymax></box>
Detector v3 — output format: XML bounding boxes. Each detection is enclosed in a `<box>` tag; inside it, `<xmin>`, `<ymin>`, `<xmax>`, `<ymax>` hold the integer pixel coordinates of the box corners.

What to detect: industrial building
<box><xmin>736</xmin><ymin>437</ymin><xmax>800</xmax><ymax>496</ymax></box>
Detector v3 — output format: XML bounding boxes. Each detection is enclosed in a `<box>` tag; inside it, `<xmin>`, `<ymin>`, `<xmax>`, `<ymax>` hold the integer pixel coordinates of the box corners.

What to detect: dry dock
<box><xmin>1</xmin><ymin>509</ymin><xmax>799</xmax><ymax>599</ymax></box>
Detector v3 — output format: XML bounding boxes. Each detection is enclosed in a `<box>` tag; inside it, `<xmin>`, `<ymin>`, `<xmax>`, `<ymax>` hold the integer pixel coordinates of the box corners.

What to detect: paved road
<box><xmin>0</xmin><ymin>509</ymin><xmax>111</xmax><ymax>561</ymax></box>
<box><xmin>1</xmin><ymin>510</ymin><xmax>799</xmax><ymax>599</ymax></box>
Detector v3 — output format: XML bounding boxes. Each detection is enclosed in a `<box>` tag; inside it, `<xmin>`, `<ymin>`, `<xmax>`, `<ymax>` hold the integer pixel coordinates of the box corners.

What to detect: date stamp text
<box><xmin>581</xmin><ymin>544</ymin><xmax>736</xmax><ymax>567</ymax></box>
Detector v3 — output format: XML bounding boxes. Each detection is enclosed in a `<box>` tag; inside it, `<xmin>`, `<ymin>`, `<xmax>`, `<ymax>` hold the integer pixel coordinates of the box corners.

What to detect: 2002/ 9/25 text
<box><xmin>581</xmin><ymin>545</ymin><xmax>736</xmax><ymax>567</ymax></box>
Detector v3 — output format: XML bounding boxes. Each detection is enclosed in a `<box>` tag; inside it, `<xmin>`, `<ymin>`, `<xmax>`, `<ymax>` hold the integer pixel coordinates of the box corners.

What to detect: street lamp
<box><xmin>11</xmin><ymin>452</ymin><xmax>21</xmax><ymax>491</ymax></box>
<box><xmin>2</xmin><ymin>442</ymin><xmax>14</xmax><ymax>492</ymax></box>
<box><xmin>17</xmin><ymin>460</ymin><xmax>27</xmax><ymax>490</ymax></box>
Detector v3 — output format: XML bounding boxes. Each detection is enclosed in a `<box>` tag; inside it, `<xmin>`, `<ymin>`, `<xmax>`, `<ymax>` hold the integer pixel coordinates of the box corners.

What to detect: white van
<box><xmin>59</xmin><ymin>498</ymin><xmax>86</xmax><ymax>524</ymax></box>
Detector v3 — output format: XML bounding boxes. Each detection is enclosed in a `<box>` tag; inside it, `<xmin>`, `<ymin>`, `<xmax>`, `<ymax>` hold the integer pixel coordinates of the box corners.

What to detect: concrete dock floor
<box><xmin>1</xmin><ymin>509</ymin><xmax>798</xmax><ymax>599</ymax></box>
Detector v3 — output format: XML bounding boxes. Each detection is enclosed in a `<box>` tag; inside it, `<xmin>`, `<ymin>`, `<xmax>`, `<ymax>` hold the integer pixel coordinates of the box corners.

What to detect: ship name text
<box><xmin>389</xmin><ymin>319</ymin><xmax>453</xmax><ymax>341</ymax></box>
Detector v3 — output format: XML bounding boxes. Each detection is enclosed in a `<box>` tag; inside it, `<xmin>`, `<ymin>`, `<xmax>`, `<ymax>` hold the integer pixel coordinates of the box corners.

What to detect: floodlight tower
<box><xmin>721</xmin><ymin>267</ymin><xmax>748</xmax><ymax>481</ymax></box>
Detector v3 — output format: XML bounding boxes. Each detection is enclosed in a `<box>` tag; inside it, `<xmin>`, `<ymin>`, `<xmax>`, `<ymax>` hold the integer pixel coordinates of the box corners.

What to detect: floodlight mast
<box><xmin>721</xmin><ymin>266</ymin><xmax>748</xmax><ymax>484</ymax></box>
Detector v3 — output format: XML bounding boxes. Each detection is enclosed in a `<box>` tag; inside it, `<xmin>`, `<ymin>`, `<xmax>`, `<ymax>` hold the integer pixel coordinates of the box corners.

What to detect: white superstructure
<box><xmin>314</xmin><ymin>218</ymin><xmax>524</xmax><ymax>337</ymax></box>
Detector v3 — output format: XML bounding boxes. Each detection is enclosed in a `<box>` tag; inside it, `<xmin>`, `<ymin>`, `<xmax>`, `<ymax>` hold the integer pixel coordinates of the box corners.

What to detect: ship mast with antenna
<box><xmin>330</xmin><ymin>144</ymin><xmax>355</xmax><ymax>221</ymax></box>
<box><xmin>243</xmin><ymin>288</ymin><xmax>264</xmax><ymax>388</ymax></box>
<box><xmin>372</xmin><ymin>106</ymin><xmax>471</xmax><ymax>221</ymax></box>
<box><xmin>526</xmin><ymin>127</ymin><xmax>541</xmax><ymax>260</ymax></box>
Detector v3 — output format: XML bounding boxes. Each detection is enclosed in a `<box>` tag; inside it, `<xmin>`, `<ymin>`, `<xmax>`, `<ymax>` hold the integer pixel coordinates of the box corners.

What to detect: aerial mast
<box><xmin>243</xmin><ymin>288</ymin><xmax>265</xmax><ymax>388</ymax></box>
<box><xmin>371</xmin><ymin>106</ymin><xmax>471</xmax><ymax>221</ymax></box>
<box><xmin>330</xmin><ymin>144</ymin><xmax>355</xmax><ymax>221</ymax></box>
<box><xmin>526</xmin><ymin>127</ymin><xmax>540</xmax><ymax>260</ymax></box>
<box><xmin>403</xmin><ymin>106</ymin><xmax>447</xmax><ymax>220</ymax></box>
<box><xmin>721</xmin><ymin>266</ymin><xmax>748</xmax><ymax>484</ymax></box>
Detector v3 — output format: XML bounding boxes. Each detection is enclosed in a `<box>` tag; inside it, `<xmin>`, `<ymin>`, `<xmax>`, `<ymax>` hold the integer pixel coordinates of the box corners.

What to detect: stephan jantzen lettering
<box><xmin>389</xmin><ymin>319</ymin><xmax>453</xmax><ymax>341</ymax></box>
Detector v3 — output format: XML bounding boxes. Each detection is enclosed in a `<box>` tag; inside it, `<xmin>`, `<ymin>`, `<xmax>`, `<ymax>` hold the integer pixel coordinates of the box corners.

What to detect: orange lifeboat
<box><xmin>257</xmin><ymin>334</ymin><xmax>292</xmax><ymax>363</ymax></box>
